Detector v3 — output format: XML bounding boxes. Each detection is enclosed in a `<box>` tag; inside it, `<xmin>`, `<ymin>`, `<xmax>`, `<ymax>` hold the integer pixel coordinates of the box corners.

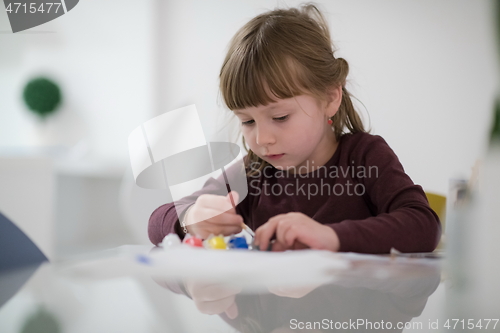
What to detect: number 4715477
<box><xmin>444</xmin><ymin>319</ymin><xmax>498</xmax><ymax>330</ymax></box>
<box><xmin>6</xmin><ymin>3</ymin><xmax>62</xmax><ymax>14</ymax></box>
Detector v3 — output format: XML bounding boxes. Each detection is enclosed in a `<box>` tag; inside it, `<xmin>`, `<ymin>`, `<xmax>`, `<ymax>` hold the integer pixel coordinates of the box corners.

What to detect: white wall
<box><xmin>0</xmin><ymin>0</ymin><xmax>155</xmax><ymax>163</ymax></box>
<box><xmin>0</xmin><ymin>0</ymin><xmax>497</xmax><ymax>254</ymax></box>
<box><xmin>1</xmin><ymin>0</ymin><xmax>496</xmax><ymax>194</ymax></box>
<box><xmin>0</xmin><ymin>157</ymin><xmax>54</xmax><ymax>259</ymax></box>
<box><xmin>156</xmin><ymin>0</ymin><xmax>499</xmax><ymax>195</ymax></box>
<box><xmin>0</xmin><ymin>0</ymin><xmax>157</xmax><ymax>256</ymax></box>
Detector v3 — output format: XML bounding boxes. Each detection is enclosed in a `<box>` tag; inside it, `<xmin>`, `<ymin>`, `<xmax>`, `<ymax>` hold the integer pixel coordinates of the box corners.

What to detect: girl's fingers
<box><xmin>195</xmin><ymin>295</ymin><xmax>237</xmax><ymax>316</ymax></box>
<box><xmin>255</xmin><ymin>216</ymin><xmax>281</xmax><ymax>250</ymax></box>
<box><xmin>276</xmin><ymin>218</ymin><xmax>294</xmax><ymax>247</ymax></box>
<box><xmin>218</xmin><ymin>225</ymin><xmax>244</xmax><ymax>236</ymax></box>
<box><xmin>224</xmin><ymin>301</ymin><xmax>239</xmax><ymax>319</ymax></box>
<box><xmin>195</xmin><ymin>284</ymin><xmax>242</xmax><ymax>301</ymax></box>
<box><xmin>193</xmin><ymin>207</ymin><xmax>242</xmax><ymax>226</ymax></box>
<box><xmin>272</xmin><ymin>235</ymin><xmax>309</xmax><ymax>251</ymax></box>
<box><xmin>198</xmin><ymin>194</ymin><xmax>236</xmax><ymax>215</ymax></box>
<box><xmin>271</xmin><ymin>240</ymin><xmax>288</xmax><ymax>252</ymax></box>
<box><xmin>226</xmin><ymin>191</ymin><xmax>239</xmax><ymax>207</ymax></box>
<box><xmin>196</xmin><ymin>224</ymin><xmax>242</xmax><ymax>238</ymax></box>
<box><xmin>282</xmin><ymin>223</ymin><xmax>299</xmax><ymax>247</ymax></box>
<box><xmin>292</xmin><ymin>240</ymin><xmax>309</xmax><ymax>250</ymax></box>
<box><xmin>205</xmin><ymin>212</ymin><xmax>243</xmax><ymax>235</ymax></box>
<box><xmin>215</xmin><ymin>210</ymin><xmax>244</xmax><ymax>226</ymax></box>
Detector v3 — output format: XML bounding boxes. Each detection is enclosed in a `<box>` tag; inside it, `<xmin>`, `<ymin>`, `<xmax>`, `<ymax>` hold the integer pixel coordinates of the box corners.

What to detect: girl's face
<box><xmin>234</xmin><ymin>93</ymin><xmax>340</xmax><ymax>174</ymax></box>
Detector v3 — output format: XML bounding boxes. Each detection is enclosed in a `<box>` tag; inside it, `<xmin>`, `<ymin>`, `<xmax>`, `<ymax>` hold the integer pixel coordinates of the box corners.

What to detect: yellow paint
<box><xmin>207</xmin><ymin>235</ymin><xmax>227</xmax><ymax>250</ymax></box>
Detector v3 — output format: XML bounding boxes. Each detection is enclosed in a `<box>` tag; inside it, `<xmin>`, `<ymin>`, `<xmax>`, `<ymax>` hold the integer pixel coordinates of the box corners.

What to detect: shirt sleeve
<box><xmin>147</xmin><ymin>178</ymin><xmax>227</xmax><ymax>245</ymax></box>
<box><xmin>148</xmin><ymin>158</ymin><xmax>249</xmax><ymax>246</ymax></box>
<box><xmin>328</xmin><ymin>135</ymin><xmax>441</xmax><ymax>253</ymax></box>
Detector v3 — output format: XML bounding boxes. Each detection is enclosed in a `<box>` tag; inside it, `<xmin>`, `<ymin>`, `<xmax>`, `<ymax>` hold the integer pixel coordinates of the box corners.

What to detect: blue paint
<box><xmin>228</xmin><ymin>237</ymin><xmax>249</xmax><ymax>249</ymax></box>
<box><xmin>136</xmin><ymin>254</ymin><xmax>152</xmax><ymax>265</ymax></box>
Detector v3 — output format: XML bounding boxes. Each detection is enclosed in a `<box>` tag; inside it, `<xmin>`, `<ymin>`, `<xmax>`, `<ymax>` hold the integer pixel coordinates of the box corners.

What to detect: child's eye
<box><xmin>242</xmin><ymin>120</ymin><xmax>255</xmax><ymax>126</ymax></box>
<box><xmin>274</xmin><ymin>115</ymin><xmax>289</xmax><ymax>122</ymax></box>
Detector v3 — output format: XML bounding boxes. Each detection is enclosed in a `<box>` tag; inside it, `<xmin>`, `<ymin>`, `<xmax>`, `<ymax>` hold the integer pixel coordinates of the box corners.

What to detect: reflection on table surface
<box><xmin>0</xmin><ymin>245</ymin><xmax>442</xmax><ymax>333</ymax></box>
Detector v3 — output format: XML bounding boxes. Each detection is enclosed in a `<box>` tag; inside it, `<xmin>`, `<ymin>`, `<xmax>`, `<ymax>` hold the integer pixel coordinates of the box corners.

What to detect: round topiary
<box><xmin>20</xmin><ymin>306</ymin><xmax>61</xmax><ymax>333</ymax></box>
<box><xmin>22</xmin><ymin>77</ymin><xmax>62</xmax><ymax>118</ymax></box>
<box><xmin>491</xmin><ymin>98</ymin><xmax>500</xmax><ymax>143</ymax></box>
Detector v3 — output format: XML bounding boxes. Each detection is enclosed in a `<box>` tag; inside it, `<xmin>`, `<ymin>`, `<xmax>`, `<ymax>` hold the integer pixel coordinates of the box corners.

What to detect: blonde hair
<box><xmin>219</xmin><ymin>3</ymin><xmax>366</xmax><ymax>176</ymax></box>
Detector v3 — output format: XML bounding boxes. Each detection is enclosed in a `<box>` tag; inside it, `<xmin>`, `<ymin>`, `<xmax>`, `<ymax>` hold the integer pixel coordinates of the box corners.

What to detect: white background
<box><xmin>155</xmin><ymin>0</ymin><xmax>499</xmax><ymax>195</ymax></box>
<box><xmin>0</xmin><ymin>1</ymin><xmax>496</xmax><ymax>331</ymax></box>
<box><xmin>0</xmin><ymin>0</ymin><xmax>497</xmax><ymax>255</ymax></box>
<box><xmin>1</xmin><ymin>0</ymin><xmax>496</xmax><ymax>195</ymax></box>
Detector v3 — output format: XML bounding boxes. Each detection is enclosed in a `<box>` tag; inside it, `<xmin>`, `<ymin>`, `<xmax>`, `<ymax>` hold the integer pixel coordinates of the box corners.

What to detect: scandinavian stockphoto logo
<box><xmin>127</xmin><ymin>105</ymin><xmax>248</xmax><ymax>228</ymax></box>
<box><xmin>3</xmin><ymin>0</ymin><xmax>79</xmax><ymax>33</ymax></box>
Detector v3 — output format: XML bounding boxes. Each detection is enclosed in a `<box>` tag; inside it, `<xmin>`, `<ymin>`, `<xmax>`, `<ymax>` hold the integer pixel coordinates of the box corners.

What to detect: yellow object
<box><xmin>207</xmin><ymin>235</ymin><xmax>227</xmax><ymax>250</ymax></box>
<box><xmin>425</xmin><ymin>192</ymin><xmax>446</xmax><ymax>249</ymax></box>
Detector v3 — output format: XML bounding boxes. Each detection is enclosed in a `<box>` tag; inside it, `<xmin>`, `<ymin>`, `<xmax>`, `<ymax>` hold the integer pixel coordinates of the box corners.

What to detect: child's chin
<box><xmin>263</xmin><ymin>159</ymin><xmax>294</xmax><ymax>172</ymax></box>
<box><xmin>272</xmin><ymin>165</ymin><xmax>292</xmax><ymax>173</ymax></box>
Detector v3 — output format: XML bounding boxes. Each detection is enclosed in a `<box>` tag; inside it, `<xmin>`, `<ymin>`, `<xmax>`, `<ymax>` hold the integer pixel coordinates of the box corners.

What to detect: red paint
<box><xmin>184</xmin><ymin>237</ymin><xmax>203</xmax><ymax>247</ymax></box>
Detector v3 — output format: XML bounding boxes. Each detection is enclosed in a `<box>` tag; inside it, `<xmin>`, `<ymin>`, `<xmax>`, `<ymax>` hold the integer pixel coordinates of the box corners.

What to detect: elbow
<box><xmin>148</xmin><ymin>206</ymin><xmax>164</xmax><ymax>246</ymax></box>
<box><xmin>148</xmin><ymin>224</ymin><xmax>161</xmax><ymax>246</ymax></box>
<box><xmin>422</xmin><ymin>211</ymin><xmax>442</xmax><ymax>252</ymax></box>
<box><xmin>430</xmin><ymin>213</ymin><xmax>442</xmax><ymax>251</ymax></box>
<box><xmin>400</xmin><ymin>207</ymin><xmax>442</xmax><ymax>253</ymax></box>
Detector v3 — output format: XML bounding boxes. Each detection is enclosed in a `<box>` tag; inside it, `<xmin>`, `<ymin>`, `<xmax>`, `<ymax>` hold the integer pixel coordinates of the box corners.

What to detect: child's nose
<box><xmin>255</xmin><ymin>125</ymin><xmax>276</xmax><ymax>146</ymax></box>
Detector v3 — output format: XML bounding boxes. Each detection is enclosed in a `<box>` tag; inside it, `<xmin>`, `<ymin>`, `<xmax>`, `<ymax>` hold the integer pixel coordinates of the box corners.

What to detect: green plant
<box><xmin>20</xmin><ymin>306</ymin><xmax>61</xmax><ymax>333</ymax></box>
<box><xmin>22</xmin><ymin>77</ymin><xmax>62</xmax><ymax>118</ymax></box>
<box><xmin>492</xmin><ymin>99</ymin><xmax>500</xmax><ymax>143</ymax></box>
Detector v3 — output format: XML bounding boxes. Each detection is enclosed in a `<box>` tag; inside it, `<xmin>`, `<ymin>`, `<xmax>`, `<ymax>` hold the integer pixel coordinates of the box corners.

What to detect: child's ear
<box><xmin>325</xmin><ymin>85</ymin><xmax>343</xmax><ymax>117</ymax></box>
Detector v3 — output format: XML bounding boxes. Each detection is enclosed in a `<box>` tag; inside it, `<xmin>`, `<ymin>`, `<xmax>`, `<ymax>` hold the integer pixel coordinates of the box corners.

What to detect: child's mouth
<box><xmin>266</xmin><ymin>154</ymin><xmax>284</xmax><ymax>160</ymax></box>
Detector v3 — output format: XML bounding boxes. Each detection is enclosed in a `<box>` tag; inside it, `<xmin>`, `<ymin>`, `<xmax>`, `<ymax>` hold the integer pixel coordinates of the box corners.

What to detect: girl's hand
<box><xmin>184</xmin><ymin>279</ymin><xmax>242</xmax><ymax>319</ymax></box>
<box><xmin>184</xmin><ymin>191</ymin><xmax>243</xmax><ymax>239</ymax></box>
<box><xmin>267</xmin><ymin>282</ymin><xmax>323</xmax><ymax>299</ymax></box>
<box><xmin>254</xmin><ymin>212</ymin><xmax>340</xmax><ymax>252</ymax></box>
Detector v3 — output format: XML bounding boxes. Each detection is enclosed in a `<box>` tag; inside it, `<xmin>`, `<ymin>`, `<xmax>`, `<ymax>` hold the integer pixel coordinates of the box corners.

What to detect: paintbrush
<box><xmin>222</xmin><ymin>166</ymin><xmax>255</xmax><ymax>238</ymax></box>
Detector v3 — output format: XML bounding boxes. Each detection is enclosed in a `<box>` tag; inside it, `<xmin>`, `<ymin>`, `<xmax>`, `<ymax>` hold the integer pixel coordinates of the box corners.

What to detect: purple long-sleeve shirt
<box><xmin>148</xmin><ymin>132</ymin><xmax>441</xmax><ymax>253</ymax></box>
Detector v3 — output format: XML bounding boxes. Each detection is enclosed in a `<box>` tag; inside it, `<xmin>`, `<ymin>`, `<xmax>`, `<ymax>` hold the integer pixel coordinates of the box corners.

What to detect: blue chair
<box><xmin>0</xmin><ymin>212</ymin><xmax>48</xmax><ymax>308</ymax></box>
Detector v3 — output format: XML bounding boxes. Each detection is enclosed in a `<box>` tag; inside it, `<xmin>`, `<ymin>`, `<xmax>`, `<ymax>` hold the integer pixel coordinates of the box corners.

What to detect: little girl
<box><xmin>148</xmin><ymin>4</ymin><xmax>441</xmax><ymax>254</ymax></box>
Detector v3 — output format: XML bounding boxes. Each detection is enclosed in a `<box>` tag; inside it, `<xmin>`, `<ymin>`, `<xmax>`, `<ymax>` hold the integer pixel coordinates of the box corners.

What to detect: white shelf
<box><xmin>54</xmin><ymin>158</ymin><xmax>126</xmax><ymax>179</ymax></box>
